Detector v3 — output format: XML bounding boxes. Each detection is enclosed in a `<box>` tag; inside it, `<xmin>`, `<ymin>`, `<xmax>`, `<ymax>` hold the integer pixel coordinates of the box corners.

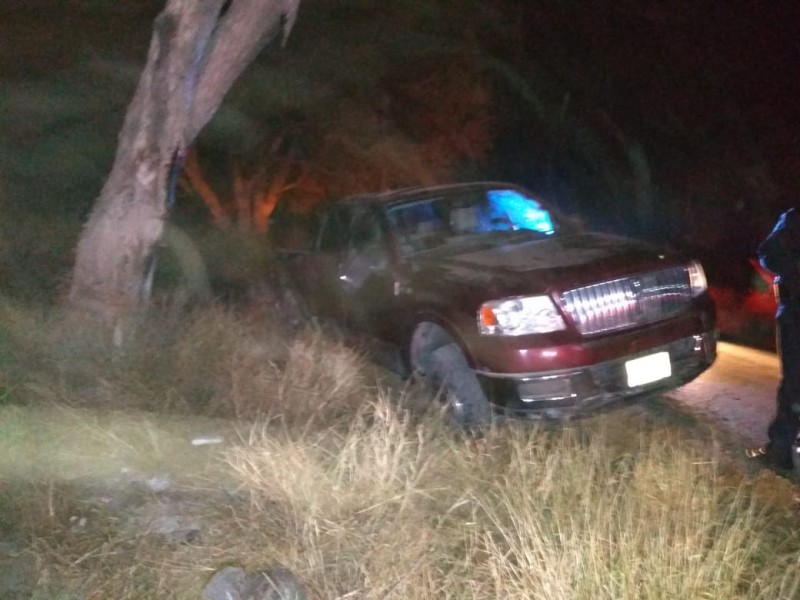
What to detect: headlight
<box><xmin>687</xmin><ymin>260</ymin><xmax>707</xmax><ymax>297</ymax></box>
<box><xmin>478</xmin><ymin>295</ymin><xmax>567</xmax><ymax>336</ymax></box>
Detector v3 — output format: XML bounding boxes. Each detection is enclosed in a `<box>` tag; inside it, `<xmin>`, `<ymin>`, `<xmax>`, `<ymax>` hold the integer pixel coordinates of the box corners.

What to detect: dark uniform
<box><xmin>752</xmin><ymin>207</ymin><xmax>800</xmax><ymax>471</ymax></box>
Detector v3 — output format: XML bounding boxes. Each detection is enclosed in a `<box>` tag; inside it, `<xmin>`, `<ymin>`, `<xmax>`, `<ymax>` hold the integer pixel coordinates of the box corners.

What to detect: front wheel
<box><xmin>422</xmin><ymin>342</ymin><xmax>493</xmax><ymax>427</ymax></box>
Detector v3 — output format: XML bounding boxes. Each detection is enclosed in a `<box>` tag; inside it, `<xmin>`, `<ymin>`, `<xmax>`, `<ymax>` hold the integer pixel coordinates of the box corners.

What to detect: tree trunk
<box><xmin>69</xmin><ymin>0</ymin><xmax>300</xmax><ymax>320</ymax></box>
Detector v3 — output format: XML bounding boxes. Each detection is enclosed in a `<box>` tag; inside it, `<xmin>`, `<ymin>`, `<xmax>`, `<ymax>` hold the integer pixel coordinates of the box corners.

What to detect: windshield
<box><xmin>386</xmin><ymin>187</ymin><xmax>557</xmax><ymax>255</ymax></box>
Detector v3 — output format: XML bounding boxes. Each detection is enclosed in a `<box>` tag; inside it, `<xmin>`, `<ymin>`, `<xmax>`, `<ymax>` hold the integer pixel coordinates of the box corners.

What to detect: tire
<box><xmin>423</xmin><ymin>342</ymin><xmax>493</xmax><ymax>427</ymax></box>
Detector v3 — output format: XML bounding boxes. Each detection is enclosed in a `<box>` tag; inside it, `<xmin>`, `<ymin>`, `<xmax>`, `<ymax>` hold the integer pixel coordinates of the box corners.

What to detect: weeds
<box><xmin>1</xmin><ymin>299</ymin><xmax>800</xmax><ymax>598</ymax></box>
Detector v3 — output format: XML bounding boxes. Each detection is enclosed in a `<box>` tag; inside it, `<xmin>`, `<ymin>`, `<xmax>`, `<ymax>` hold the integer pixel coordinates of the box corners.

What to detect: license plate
<box><xmin>625</xmin><ymin>352</ymin><xmax>671</xmax><ymax>387</ymax></box>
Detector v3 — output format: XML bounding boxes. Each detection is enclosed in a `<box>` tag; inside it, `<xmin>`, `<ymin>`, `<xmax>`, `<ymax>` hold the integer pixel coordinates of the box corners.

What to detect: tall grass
<box><xmin>223</xmin><ymin>403</ymin><xmax>800</xmax><ymax>599</ymax></box>
<box><xmin>1</xmin><ymin>299</ymin><xmax>799</xmax><ymax>598</ymax></box>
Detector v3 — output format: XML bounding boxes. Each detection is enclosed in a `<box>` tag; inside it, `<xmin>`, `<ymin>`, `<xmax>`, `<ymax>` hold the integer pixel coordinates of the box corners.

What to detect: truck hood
<box><xmin>409</xmin><ymin>232</ymin><xmax>679</xmax><ymax>298</ymax></box>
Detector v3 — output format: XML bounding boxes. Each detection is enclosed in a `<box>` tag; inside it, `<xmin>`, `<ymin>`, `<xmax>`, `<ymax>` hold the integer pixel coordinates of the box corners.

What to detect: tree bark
<box><xmin>69</xmin><ymin>0</ymin><xmax>300</xmax><ymax>320</ymax></box>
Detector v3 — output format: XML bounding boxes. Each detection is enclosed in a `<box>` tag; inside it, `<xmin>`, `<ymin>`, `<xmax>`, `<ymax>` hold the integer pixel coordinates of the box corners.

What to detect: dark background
<box><xmin>1</xmin><ymin>0</ymin><xmax>798</xmax><ymax>298</ymax></box>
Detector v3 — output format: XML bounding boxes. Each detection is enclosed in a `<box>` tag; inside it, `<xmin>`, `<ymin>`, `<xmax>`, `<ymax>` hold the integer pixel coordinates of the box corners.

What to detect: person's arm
<box><xmin>759</xmin><ymin>208</ymin><xmax>800</xmax><ymax>284</ymax></box>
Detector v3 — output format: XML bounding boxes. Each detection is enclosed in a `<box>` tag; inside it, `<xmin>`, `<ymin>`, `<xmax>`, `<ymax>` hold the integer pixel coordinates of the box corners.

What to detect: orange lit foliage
<box><xmin>385</xmin><ymin>54</ymin><xmax>495</xmax><ymax>172</ymax></box>
<box><xmin>311</xmin><ymin>58</ymin><xmax>496</xmax><ymax>198</ymax></box>
<box><xmin>182</xmin><ymin>53</ymin><xmax>497</xmax><ymax>227</ymax></box>
<box><xmin>181</xmin><ymin>141</ymin><xmax>324</xmax><ymax>233</ymax></box>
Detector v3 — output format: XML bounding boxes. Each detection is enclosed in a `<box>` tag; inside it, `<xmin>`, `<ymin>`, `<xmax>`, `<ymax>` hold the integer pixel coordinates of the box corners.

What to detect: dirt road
<box><xmin>666</xmin><ymin>341</ymin><xmax>779</xmax><ymax>446</ymax></box>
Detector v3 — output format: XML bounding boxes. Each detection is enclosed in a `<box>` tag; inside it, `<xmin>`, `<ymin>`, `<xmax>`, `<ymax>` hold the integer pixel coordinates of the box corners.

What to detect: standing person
<box><xmin>747</xmin><ymin>207</ymin><xmax>800</xmax><ymax>471</ymax></box>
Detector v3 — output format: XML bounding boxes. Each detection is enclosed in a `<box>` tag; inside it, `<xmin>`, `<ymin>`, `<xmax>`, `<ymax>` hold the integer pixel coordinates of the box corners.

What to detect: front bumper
<box><xmin>480</xmin><ymin>332</ymin><xmax>716</xmax><ymax>418</ymax></box>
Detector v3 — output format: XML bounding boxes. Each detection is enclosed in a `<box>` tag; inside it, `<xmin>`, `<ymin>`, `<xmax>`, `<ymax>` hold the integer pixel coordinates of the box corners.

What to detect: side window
<box><xmin>387</xmin><ymin>199</ymin><xmax>445</xmax><ymax>254</ymax></box>
<box><xmin>338</xmin><ymin>206</ymin><xmax>390</xmax><ymax>288</ymax></box>
<box><xmin>318</xmin><ymin>206</ymin><xmax>351</xmax><ymax>253</ymax></box>
<box><xmin>349</xmin><ymin>207</ymin><xmax>383</xmax><ymax>251</ymax></box>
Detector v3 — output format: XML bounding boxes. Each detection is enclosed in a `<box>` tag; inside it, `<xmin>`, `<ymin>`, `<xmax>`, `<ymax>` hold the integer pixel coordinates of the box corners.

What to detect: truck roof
<box><xmin>340</xmin><ymin>181</ymin><xmax>527</xmax><ymax>207</ymax></box>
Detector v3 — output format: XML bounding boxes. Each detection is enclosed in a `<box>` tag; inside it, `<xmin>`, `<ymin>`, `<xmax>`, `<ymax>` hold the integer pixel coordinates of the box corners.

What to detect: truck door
<box><xmin>337</xmin><ymin>206</ymin><xmax>394</xmax><ymax>331</ymax></box>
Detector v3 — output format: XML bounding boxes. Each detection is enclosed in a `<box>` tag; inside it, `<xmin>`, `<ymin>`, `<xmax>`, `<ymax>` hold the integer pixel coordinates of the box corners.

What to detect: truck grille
<box><xmin>560</xmin><ymin>266</ymin><xmax>692</xmax><ymax>336</ymax></box>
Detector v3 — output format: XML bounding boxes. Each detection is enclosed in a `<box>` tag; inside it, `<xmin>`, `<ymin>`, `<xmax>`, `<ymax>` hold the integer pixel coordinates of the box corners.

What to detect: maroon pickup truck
<box><xmin>269</xmin><ymin>182</ymin><xmax>717</xmax><ymax>424</ymax></box>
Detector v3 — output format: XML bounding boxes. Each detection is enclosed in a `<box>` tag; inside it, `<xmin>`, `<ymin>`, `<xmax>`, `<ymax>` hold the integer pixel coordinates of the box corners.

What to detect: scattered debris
<box><xmin>192</xmin><ymin>435</ymin><xmax>224</xmax><ymax>446</ymax></box>
<box><xmin>204</xmin><ymin>565</ymin><xmax>308</xmax><ymax>600</ymax></box>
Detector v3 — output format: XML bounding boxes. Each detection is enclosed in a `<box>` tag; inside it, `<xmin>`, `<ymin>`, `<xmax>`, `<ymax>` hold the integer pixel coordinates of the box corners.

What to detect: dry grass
<box><xmin>218</xmin><ymin>407</ymin><xmax>800</xmax><ymax>599</ymax></box>
<box><xmin>0</xmin><ymin>297</ymin><xmax>369</xmax><ymax>422</ymax></box>
<box><xmin>2</xmin><ymin>299</ymin><xmax>800</xmax><ymax>598</ymax></box>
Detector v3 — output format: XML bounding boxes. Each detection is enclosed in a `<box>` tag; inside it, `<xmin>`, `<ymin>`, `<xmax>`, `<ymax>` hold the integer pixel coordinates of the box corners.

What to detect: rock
<box><xmin>134</xmin><ymin>498</ymin><xmax>203</xmax><ymax>544</ymax></box>
<box><xmin>144</xmin><ymin>474</ymin><xmax>172</xmax><ymax>493</ymax></box>
<box><xmin>204</xmin><ymin>567</ymin><xmax>247</xmax><ymax>600</ymax></box>
<box><xmin>204</xmin><ymin>565</ymin><xmax>308</xmax><ymax>600</ymax></box>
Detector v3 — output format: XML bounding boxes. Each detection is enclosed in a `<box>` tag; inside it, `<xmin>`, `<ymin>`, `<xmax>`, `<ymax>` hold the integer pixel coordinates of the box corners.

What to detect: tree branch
<box><xmin>188</xmin><ymin>0</ymin><xmax>301</xmax><ymax>142</ymax></box>
<box><xmin>181</xmin><ymin>147</ymin><xmax>232</xmax><ymax>228</ymax></box>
